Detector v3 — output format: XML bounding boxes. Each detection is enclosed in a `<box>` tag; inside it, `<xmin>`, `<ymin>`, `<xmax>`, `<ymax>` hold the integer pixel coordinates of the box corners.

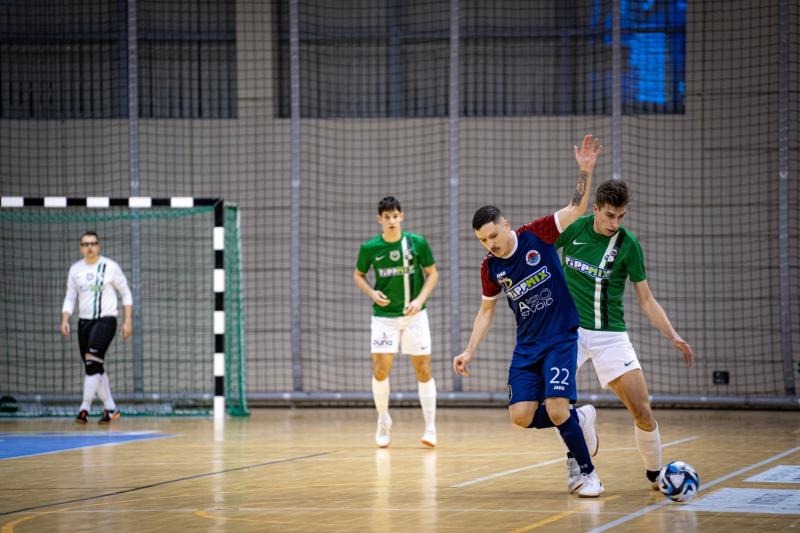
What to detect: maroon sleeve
<box><xmin>480</xmin><ymin>255</ymin><xmax>502</xmax><ymax>298</ymax></box>
<box><xmin>518</xmin><ymin>214</ymin><xmax>559</xmax><ymax>245</ymax></box>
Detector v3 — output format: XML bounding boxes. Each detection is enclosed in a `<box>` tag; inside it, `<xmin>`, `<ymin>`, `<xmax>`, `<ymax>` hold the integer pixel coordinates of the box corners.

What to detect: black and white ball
<box><xmin>657</xmin><ymin>461</ymin><xmax>700</xmax><ymax>502</ymax></box>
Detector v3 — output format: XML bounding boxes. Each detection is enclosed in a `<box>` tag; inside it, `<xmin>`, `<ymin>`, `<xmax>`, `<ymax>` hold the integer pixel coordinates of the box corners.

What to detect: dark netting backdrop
<box><xmin>0</xmin><ymin>0</ymin><xmax>798</xmax><ymax>408</ymax></box>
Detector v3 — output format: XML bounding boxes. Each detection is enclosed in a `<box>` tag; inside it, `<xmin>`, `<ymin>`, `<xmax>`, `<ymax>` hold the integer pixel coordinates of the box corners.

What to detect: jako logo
<box><xmin>525</xmin><ymin>250</ymin><xmax>541</xmax><ymax>266</ymax></box>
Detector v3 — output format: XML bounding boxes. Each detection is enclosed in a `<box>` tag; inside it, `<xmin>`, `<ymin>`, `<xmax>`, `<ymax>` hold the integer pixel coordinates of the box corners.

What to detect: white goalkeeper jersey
<box><xmin>62</xmin><ymin>256</ymin><xmax>133</xmax><ymax>319</ymax></box>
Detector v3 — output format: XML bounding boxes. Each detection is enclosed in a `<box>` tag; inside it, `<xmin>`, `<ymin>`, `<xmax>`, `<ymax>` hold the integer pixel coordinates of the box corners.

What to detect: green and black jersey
<box><xmin>356</xmin><ymin>232</ymin><xmax>435</xmax><ymax>318</ymax></box>
<box><xmin>556</xmin><ymin>215</ymin><xmax>646</xmax><ymax>331</ymax></box>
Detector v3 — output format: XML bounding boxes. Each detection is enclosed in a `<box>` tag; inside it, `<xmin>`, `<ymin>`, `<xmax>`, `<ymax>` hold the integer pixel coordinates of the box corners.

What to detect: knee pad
<box><xmin>85</xmin><ymin>360</ymin><xmax>105</xmax><ymax>376</ymax></box>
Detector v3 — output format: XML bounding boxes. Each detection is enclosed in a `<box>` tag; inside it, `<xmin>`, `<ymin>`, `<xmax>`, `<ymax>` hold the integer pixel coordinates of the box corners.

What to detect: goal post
<box><xmin>0</xmin><ymin>196</ymin><xmax>248</xmax><ymax>417</ymax></box>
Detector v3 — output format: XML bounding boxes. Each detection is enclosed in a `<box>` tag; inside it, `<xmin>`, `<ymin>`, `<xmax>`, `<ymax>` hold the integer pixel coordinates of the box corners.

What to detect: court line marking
<box><xmin>2</xmin><ymin>494</ymin><xmax>200</xmax><ymax>533</ymax></box>
<box><xmin>195</xmin><ymin>509</ymin><xmax>300</xmax><ymax>526</ymax></box>
<box><xmin>662</xmin><ymin>435</ymin><xmax>700</xmax><ymax>448</ymax></box>
<box><xmin>0</xmin><ymin>433</ymin><xmax>176</xmax><ymax>461</ymax></box>
<box><xmin>0</xmin><ymin>451</ymin><xmax>331</xmax><ymax>517</ymax></box>
<box><xmin>450</xmin><ymin>436</ymin><xmax>698</xmax><ymax>489</ymax></box>
<box><xmin>451</xmin><ymin>456</ymin><xmax>566</xmax><ymax>488</ymax></box>
<box><xmin>509</xmin><ymin>495</ymin><xmax>621</xmax><ymax>532</ymax></box>
<box><xmin>584</xmin><ymin>445</ymin><xmax>800</xmax><ymax>533</ymax></box>
<box><xmin>1</xmin><ymin>504</ymin><xmax>82</xmax><ymax>533</ymax></box>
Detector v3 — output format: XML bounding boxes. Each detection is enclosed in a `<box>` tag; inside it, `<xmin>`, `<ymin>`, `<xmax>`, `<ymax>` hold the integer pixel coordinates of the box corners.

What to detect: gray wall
<box><xmin>1</xmin><ymin>0</ymin><xmax>797</xmax><ymax>400</ymax></box>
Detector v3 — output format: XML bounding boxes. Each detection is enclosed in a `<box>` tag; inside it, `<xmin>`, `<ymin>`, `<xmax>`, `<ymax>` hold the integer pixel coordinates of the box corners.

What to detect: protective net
<box><xmin>0</xmin><ymin>0</ymin><xmax>797</xmax><ymax>407</ymax></box>
<box><xmin>0</xmin><ymin>204</ymin><xmax>247</xmax><ymax>416</ymax></box>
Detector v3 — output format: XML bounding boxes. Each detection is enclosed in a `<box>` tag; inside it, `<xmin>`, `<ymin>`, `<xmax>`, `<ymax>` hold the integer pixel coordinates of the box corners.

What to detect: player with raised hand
<box><xmin>453</xmin><ymin>134</ymin><xmax>605</xmax><ymax>497</ymax></box>
<box><xmin>555</xmin><ymin>179</ymin><xmax>694</xmax><ymax>490</ymax></box>
<box><xmin>354</xmin><ymin>196</ymin><xmax>439</xmax><ymax>448</ymax></box>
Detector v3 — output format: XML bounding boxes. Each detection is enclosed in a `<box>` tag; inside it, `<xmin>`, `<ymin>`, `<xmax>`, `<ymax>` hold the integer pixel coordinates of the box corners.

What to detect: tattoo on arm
<box><xmin>570</xmin><ymin>171</ymin><xmax>589</xmax><ymax>206</ymax></box>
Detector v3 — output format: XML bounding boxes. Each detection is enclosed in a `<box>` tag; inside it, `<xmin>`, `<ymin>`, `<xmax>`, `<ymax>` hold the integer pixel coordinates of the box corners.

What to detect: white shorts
<box><xmin>577</xmin><ymin>327</ymin><xmax>642</xmax><ymax>389</ymax></box>
<box><xmin>370</xmin><ymin>309</ymin><xmax>432</xmax><ymax>355</ymax></box>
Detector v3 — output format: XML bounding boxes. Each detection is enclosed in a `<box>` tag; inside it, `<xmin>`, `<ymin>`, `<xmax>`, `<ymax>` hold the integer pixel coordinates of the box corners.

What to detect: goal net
<box><xmin>0</xmin><ymin>198</ymin><xmax>248</xmax><ymax>417</ymax></box>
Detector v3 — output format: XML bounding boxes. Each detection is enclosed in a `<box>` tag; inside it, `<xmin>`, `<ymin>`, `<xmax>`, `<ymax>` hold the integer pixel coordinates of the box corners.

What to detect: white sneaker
<box><xmin>577</xmin><ymin>469</ymin><xmax>604</xmax><ymax>498</ymax></box>
<box><xmin>421</xmin><ymin>428</ymin><xmax>437</xmax><ymax>448</ymax></box>
<box><xmin>566</xmin><ymin>457</ymin><xmax>583</xmax><ymax>493</ymax></box>
<box><xmin>577</xmin><ymin>405</ymin><xmax>599</xmax><ymax>457</ymax></box>
<box><xmin>375</xmin><ymin>414</ymin><xmax>392</xmax><ymax>448</ymax></box>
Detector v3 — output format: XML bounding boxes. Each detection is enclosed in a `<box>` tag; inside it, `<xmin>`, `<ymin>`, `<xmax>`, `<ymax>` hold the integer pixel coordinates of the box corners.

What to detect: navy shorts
<box><xmin>78</xmin><ymin>317</ymin><xmax>117</xmax><ymax>360</ymax></box>
<box><xmin>507</xmin><ymin>333</ymin><xmax>578</xmax><ymax>405</ymax></box>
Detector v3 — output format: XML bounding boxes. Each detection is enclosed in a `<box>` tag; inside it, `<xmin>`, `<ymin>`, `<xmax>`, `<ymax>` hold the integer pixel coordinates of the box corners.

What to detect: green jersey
<box><xmin>356</xmin><ymin>231</ymin><xmax>435</xmax><ymax>318</ymax></box>
<box><xmin>556</xmin><ymin>215</ymin><xmax>646</xmax><ymax>331</ymax></box>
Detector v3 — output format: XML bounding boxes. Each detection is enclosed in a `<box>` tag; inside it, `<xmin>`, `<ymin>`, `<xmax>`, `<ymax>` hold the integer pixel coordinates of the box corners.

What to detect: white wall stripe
<box><xmin>170</xmin><ymin>197</ymin><xmax>194</xmax><ymax>208</ymax></box>
<box><xmin>214</xmin><ymin>227</ymin><xmax>225</xmax><ymax>250</ymax></box>
<box><xmin>129</xmin><ymin>197</ymin><xmax>152</xmax><ymax>208</ymax></box>
<box><xmin>214</xmin><ymin>352</ymin><xmax>226</xmax><ymax>377</ymax></box>
<box><xmin>87</xmin><ymin>197</ymin><xmax>110</xmax><ymax>208</ymax></box>
<box><xmin>214</xmin><ymin>311</ymin><xmax>225</xmax><ymax>335</ymax></box>
<box><xmin>44</xmin><ymin>197</ymin><xmax>67</xmax><ymax>208</ymax></box>
<box><xmin>214</xmin><ymin>269</ymin><xmax>225</xmax><ymax>293</ymax></box>
<box><xmin>1</xmin><ymin>197</ymin><xmax>24</xmax><ymax>207</ymax></box>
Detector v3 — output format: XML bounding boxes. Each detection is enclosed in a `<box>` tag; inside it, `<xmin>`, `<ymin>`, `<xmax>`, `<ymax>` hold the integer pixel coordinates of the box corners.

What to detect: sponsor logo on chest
<box><xmin>500</xmin><ymin>266</ymin><xmax>551</xmax><ymax>301</ymax></box>
<box><xmin>378</xmin><ymin>265</ymin><xmax>416</xmax><ymax>278</ymax></box>
<box><xmin>565</xmin><ymin>256</ymin><xmax>613</xmax><ymax>280</ymax></box>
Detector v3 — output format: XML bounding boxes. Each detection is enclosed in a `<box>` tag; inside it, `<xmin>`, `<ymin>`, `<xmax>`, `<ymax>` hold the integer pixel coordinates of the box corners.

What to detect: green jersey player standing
<box><xmin>556</xmin><ymin>180</ymin><xmax>694</xmax><ymax>490</ymax></box>
<box><xmin>354</xmin><ymin>196</ymin><xmax>439</xmax><ymax>448</ymax></box>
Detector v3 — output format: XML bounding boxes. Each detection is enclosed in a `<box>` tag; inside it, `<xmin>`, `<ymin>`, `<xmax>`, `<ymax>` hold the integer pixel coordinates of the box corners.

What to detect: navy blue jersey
<box><xmin>480</xmin><ymin>214</ymin><xmax>579</xmax><ymax>358</ymax></box>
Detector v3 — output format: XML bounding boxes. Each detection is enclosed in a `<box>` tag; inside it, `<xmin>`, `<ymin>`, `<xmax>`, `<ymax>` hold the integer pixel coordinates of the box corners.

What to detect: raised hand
<box><xmin>574</xmin><ymin>134</ymin><xmax>603</xmax><ymax>174</ymax></box>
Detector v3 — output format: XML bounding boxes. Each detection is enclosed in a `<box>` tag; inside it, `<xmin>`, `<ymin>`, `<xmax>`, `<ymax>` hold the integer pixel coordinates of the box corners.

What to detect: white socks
<box><xmin>372</xmin><ymin>376</ymin><xmax>437</xmax><ymax>432</ymax></box>
<box><xmin>96</xmin><ymin>373</ymin><xmax>116</xmax><ymax>411</ymax></box>
<box><xmin>79</xmin><ymin>374</ymin><xmax>101</xmax><ymax>412</ymax></box>
<box><xmin>418</xmin><ymin>378</ymin><xmax>437</xmax><ymax>431</ymax></box>
<box><xmin>635</xmin><ymin>423</ymin><xmax>662</xmax><ymax>472</ymax></box>
<box><xmin>372</xmin><ymin>376</ymin><xmax>390</xmax><ymax>418</ymax></box>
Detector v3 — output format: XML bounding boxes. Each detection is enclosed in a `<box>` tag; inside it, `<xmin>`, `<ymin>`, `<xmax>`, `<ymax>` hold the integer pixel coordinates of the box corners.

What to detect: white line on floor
<box><xmin>584</xmin><ymin>445</ymin><xmax>800</xmax><ymax>533</ymax></box>
<box><xmin>451</xmin><ymin>436</ymin><xmax>698</xmax><ymax>489</ymax></box>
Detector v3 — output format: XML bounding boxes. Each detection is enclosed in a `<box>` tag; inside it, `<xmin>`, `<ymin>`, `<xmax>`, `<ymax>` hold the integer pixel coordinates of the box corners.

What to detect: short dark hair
<box><xmin>377</xmin><ymin>196</ymin><xmax>402</xmax><ymax>215</ymax></box>
<box><xmin>595</xmin><ymin>180</ymin><xmax>629</xmax><ymax>208</ymax></box>
<box><xmin>472</xmin><ymin>205</ymin><xmax>503</xmax><ymax>230</ymax></box>
<box><xmin>80</xmin><ymin>231</ymin><xmax>99</xmax><ymax>242</ymax></box>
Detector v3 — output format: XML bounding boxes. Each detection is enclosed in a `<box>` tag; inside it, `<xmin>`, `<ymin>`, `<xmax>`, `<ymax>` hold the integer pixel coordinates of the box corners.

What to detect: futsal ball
<box><xmin>657</xmin><ymin>461</ymin><xmax>700</xmax><ymax>503</ymax></box>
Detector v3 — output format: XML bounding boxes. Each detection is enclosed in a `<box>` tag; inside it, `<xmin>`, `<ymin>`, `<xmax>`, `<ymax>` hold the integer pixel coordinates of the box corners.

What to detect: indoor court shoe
<box><xmin>99</xmin><ymin>409</ymin><xmax>121</xmax><ymax>424</ymax></box>
<box><xmin>577</xmin><ymin>405</ymin><xmax>599</xmax><ymax>457</ymax></box>
<box><xmin>75</xmin><ymin>410</ymin><xmax>88</xmax><ymax>424</ymax></box>
<box><xmin>375</xmin><ymin>413</ymin><xmax>392</xmax><ymax>448</ymax></box>
<box><xmin>421</xmin><ymin>428</ymin><xmax>437</xmax><ymax>448</ymax></box>
<box><xmin>566</xmin><ymin>457</ymin><xmax>583</xmax><ymax>493</ymax></box>
<box><xmin>647</xmin><ymin>469</ymin><xmax>660</xmax><ymax>490</ymax></box>
<box><xmin>577</xmin><ymin>470</ymin><xmax>604</xmax><ymax>498</ymax></box>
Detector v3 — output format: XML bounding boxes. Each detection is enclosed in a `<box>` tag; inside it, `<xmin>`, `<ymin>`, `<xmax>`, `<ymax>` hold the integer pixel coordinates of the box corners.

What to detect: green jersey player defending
<box><xmin>354</xmin><ymin>196</ymin><xmax>439</xmax><ymax>448</ymax></box>
<box><xmin>556</xmin><ymin>180</ymin><xmax>694</xmax><ymax>490</ymax></box>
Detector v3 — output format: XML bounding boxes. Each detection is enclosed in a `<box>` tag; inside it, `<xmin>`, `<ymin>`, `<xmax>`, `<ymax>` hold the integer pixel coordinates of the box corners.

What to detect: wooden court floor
<box><xmin>1</xmin><ymin>407</ymin><xmax>799</xmax><ymax>532</ymax></box>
